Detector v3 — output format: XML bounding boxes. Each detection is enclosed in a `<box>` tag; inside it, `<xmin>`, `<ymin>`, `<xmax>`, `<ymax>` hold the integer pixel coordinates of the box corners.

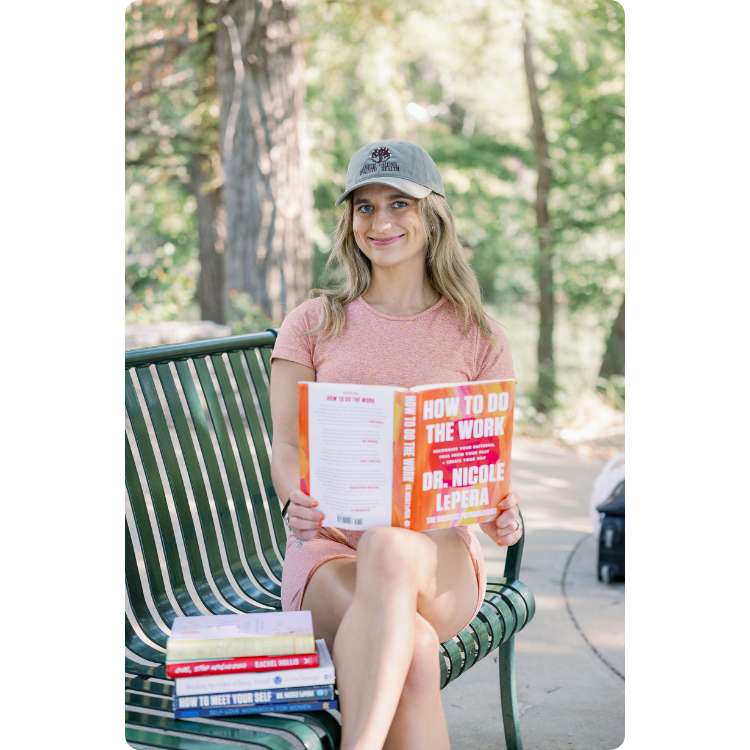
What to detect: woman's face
<box><xmin>351</xmin><ymin>183</ymin><xmax>427</xmax><ymax>271</ymax></box>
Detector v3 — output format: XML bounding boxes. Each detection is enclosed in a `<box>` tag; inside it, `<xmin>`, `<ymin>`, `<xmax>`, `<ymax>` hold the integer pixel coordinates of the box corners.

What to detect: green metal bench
<box><xmin>126</xmin><ymin>329</ymin><xmax>535</xmax><ymax>750</ymax></box>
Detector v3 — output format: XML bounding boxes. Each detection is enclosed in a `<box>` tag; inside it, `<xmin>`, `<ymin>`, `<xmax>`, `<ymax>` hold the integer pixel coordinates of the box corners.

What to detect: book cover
<box><xmin>174</xmin><ymin>639</ymin><xmax>335</xmax><ymax>697</ymax></box>
<box><xmin>173</xmin><ymin>684</ymin><xmax>335</xmax><ymax>711</ymax></box>
<box><xmin>298</xmin><ymin>379</ymin><xmax>514</xmax><ymax>532</ymax></box>
<box><xmin>174</xmin><ymin>700</ymin><xmax>338</xmax><ymax>720</ymax></box>
<box><xmin>167</xmin><ymin>652</ymin><xmax>319</xmax><ymax>679</ymax></box>
<box><xmin>167</xmin><ymin>611</ymin><xmax>315</xmax><ymax>662</ymax></box>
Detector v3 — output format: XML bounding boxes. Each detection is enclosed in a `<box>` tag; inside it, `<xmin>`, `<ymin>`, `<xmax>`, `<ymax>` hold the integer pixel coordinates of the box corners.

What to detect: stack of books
<box><xmin>168</xmin><ymin>611</ymin><xmax>337</xmax><ymax>719</ymax></box>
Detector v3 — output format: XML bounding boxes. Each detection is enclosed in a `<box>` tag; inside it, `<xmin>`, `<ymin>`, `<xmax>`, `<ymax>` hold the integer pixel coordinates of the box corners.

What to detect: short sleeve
<box><xmin>474</xmin><ymin>319</ymin><xmax>516</xmax><ymax>382</ymax></box>
<box><xmin>270</xmin><ymin>299</ymin><xmax>320</xmax><ymax>370</ymax></box>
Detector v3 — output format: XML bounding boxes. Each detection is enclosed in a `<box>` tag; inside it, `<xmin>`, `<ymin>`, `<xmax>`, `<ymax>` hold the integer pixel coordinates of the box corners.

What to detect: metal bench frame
<box><xmin>126</xmin><ymin>329</ymin><xmax>535</xmax><ymax>750</ymax></box>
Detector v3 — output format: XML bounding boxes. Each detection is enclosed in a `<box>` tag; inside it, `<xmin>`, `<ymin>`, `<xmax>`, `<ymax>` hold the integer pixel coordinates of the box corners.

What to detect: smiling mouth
<box><xmin>368</xmin><ymin>235</ymin><xmax>404</xmax><ymax>246</ymax></box>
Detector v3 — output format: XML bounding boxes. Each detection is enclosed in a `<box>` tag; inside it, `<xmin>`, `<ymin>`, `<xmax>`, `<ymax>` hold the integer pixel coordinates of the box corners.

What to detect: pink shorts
<box><xmin>281</xmin><ymin>526</ymin><xmax>487</xmax><ymax>638</ymax></box>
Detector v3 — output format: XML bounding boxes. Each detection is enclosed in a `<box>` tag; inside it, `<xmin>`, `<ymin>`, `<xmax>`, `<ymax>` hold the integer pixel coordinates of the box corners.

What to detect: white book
<box><xmin>167</xmin><ymin>611</ymin><xmax>315</xmax><ymax>662</ymax></box>
<box><xmin>174</xmin><ymin>639</ymin><xmax>335</xmax><ymax>697</ymax></box>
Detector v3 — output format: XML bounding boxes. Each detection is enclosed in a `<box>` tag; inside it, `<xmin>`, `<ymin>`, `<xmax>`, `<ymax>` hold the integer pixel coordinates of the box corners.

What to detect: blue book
<box><xmin>175</xmin><ymin>699</ymin><xmax>338</xmax><ymax>719</ymax></box>
<box><xmin>173</xmin><ymin>684</ymin><xmax>335</xmax><ymax>711</ymax></box>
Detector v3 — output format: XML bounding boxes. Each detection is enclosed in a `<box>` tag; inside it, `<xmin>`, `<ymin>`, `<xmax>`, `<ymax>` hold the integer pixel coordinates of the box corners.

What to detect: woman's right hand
<box><xmin>286</xmin><ymin>489</ymin><xmax>325</xmax><ymax>541</ymax></box>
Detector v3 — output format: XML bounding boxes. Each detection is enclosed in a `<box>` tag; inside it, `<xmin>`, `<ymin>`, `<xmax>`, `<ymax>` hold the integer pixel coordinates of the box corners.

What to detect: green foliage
<box><xmin>126</xmin><ymin>0</ymin><xmax>624</xmax><ymax>411</ymax></box>
<box><xmin>126</xmin><ymin>0</ymin><xmax>220</xmax><ymax>323</ymax></box>
<box><xmin>227</xmin><ymin>290</ymin><xmax>273</xmax><ymax>335</ymax></box>
<box><xmin>300</xmin><ymin>0</ymin><xmax>624</xmax><ymax>319</ymax></box>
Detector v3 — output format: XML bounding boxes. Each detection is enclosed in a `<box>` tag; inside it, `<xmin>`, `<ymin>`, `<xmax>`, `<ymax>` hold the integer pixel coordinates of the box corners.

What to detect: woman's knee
<box><xmin>357</xmin><ymin>527</ymin><xmax>435</xmax><ymax>583</ymax></box>
<box><xmin>401</xmin><ymin>616</ymin><xmax>442</xmax><ymax>699</ymax></box>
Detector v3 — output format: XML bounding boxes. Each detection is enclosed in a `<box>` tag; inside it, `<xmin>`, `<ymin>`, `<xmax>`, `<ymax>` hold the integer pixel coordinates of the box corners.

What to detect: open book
<box><xmin>298</xmin><ymin>379</ymin><xmax>514</xmax><ymax>531</ymax></box>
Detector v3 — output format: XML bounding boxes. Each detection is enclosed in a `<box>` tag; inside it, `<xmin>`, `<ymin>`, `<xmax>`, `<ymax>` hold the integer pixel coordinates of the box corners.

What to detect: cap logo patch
<box><xmin>370</xmin><ymin>147</ymin><xmax>392</xmax><ymax>163</ymax></box>
<box><xmin>359</xmin><ymin>147</ymin><xmax>401</xmax><ymax>176</ymax></box>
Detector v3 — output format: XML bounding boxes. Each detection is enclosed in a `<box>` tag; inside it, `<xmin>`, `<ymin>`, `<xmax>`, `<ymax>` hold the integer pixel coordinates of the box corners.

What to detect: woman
<box><xmin>270</xmin><ymin>139</ymin><xmax>523</xmax><ymax>750</ymax></box>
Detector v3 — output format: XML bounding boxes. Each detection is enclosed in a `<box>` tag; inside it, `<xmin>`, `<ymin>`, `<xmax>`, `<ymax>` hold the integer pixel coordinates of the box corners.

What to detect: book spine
<box><xmin>391</xmin><ymin>390</ymin><xmax>417</xmax><ymax>528</ymax></box>
<box><xmin>298</xmin><ymin>382</ymin><xmax>311</xmax><ymax>495</ymax></box>
<box><xmin>174</xmin><ymin>700</ymin><xmax>338</xmax><ymax>719</ymax></box>
<box><xmin>174</xmin><ymin>664</ymin><xmax>336</xmax><ymax>696</ymax></box>
<box><xmin>166</xmin><ymin>633</ymin><xmax>316</xmax><ymax>662</ymax></box>
<box><xmin>167</xmin><ymin>652</ymin><xmax>319</xmax><ymax>678</ymax></box>
<box><xmin>173</xmin><ymin>685</ymin><xmax>335</xmax><ymax>711</ymax></box>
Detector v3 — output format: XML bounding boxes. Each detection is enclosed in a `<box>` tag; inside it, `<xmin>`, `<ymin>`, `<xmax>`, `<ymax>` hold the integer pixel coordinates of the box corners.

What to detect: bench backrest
<box><xmin>125</xmin><ymin>331</ymin><xmax>286</xmax><ymax>677</ymax></box>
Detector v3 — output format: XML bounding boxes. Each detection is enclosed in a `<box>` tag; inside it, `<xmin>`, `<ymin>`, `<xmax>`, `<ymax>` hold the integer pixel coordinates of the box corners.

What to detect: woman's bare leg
<box><xmin>382</xmin><ymin>613</ymin><xmax>449</xmax><ymax>750</ymax></box>
<box><xmin>301</xmin><ymin>527</ymin><xmax>478</xmax><ymax>750</ymax></box>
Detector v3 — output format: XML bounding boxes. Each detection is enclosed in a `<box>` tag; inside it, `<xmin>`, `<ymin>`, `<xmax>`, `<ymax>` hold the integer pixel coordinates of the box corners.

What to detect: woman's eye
<box><xmin>393</xmin><ymin>201</ymin><xmax>408</xmax><ymax>209</ymax></box>
<box><xmin>357</xmin><ymin>205</ymin><xmax>373</xmax><ymax>213</ymax></box>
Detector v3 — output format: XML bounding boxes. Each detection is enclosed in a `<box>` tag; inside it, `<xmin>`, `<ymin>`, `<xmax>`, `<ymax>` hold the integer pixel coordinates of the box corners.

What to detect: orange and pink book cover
<box><xmin>298</xmin><ymin>379</ymin><xmax>514</xmax><ymax>532</ymax></box>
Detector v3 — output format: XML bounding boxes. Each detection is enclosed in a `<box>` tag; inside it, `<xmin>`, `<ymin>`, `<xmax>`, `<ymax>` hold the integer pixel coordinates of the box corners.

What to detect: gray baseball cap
<box><xmin>335</xmin><ymin>139</ymin><xmax>445</xmax><ymax>206</ymax></box>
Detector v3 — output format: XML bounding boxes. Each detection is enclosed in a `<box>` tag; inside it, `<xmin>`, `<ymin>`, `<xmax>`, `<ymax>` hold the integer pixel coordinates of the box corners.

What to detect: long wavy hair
<box><xmin>307</xmin><ymin>192</ymin><xmax>493</xmax><ymax>342</ymax></box>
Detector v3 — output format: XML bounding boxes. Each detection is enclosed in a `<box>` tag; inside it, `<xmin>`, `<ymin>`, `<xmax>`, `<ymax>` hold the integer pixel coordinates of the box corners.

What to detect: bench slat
<box><xmin>154</xmin><ymin>363</ymin><xmax>257</xmax><ymax>612</ymax></box>
<box><xmin>440</xmin><ymin>637</ymin><xmax>464</xmax><ymax>687</ymax></box>
<box><xmin>487</xmin><ymin>589</ymin><xmax>525</xmax><ymax>642</ymax></box>
<box><xmin>475</xmin><ymin>601</ymin><xmax>505</xmax><ymax>651</ymax></box>
<box><xmin>258</xmin><ymin>345</ymin><xmax>275</xmax><ymax>387</ymax></box>
<box><xmin>173</xmin><ymin>359</ymin><xmax>279</xmax><ymax>607</ymax></box>
<box><xmin>455</xmin><ymin>626</ymin><xmax>479</xmax><ymax>672</ymax></box>
<box><xmin>127</xmin><ymin>370</ymin><xmax>207</xmax><ymax>617</ymax></box>
<box><xmin>191</xmin><ymin>356</ymin><xmax>281</xmax><ymax>602</ymax></box>
<box><xmin>228</xmin><ymin>351</ymin><xmax>287</xmax><ymax>555</ymax></box>
<box><xmin>492</xmin><ymin>577</ymin><xmax>536</xmax><ymax>624</ymax></box>
<box><xmin>126</xmin><ymin>692</ymin><xmax>328</xmax><ymax>749</ymax></box>
<box><xmin>126</xmin><ymin>524</ymin><xmax>172</xmax><ymax>650</ymax></box>
<box><xmin>470</xmin><ymin>615</ymin><xmax>492</xmax><ymax>660</ymax></box>
<box><xmin>137</xmin><ymin>365</ymin><xmax>237</xmax><ymax>615</ymax></box>
<box><xmin>243</xmin><ymin>349</ymin><xmax>275</xmax><ymax>443</ymax></box>
<box><xmin>210</xmin><ymin>353</ymin><xmax>284</xmax><ymax>582</ymax></box>
<box><xmin>125</xmin><ymin>437</ymin><xmax>183</xmax><ymax>640</ymax></box>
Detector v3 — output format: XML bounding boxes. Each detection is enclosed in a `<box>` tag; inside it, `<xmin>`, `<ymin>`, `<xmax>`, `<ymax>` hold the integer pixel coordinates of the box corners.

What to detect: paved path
<box><xmin>441</xmin><ymin>438</ymin><xmax>625</xmax><ymax>750</ymax></box>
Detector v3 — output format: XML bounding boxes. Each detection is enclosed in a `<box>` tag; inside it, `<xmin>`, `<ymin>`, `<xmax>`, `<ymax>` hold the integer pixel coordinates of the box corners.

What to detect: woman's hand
<box><xmin>479</xmin><ymin>491</ymin><xmax>523</xmax><ymax>546</ymax></box>
<box><xmin>285</xmin><ymin>489</ymin><xmax>325</xmax><ymax>541</ymax></box>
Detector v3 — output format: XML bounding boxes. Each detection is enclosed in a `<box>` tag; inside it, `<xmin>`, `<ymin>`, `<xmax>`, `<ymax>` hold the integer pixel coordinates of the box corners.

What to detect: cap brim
<box><xmin>335</xmin><ymin>177</ymin><xmax>433</xmax><ymax>206</ymax></box>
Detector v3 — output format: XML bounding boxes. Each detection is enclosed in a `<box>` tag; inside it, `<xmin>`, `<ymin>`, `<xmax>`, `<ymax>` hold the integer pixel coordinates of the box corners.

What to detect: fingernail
<box><xmin>318</xmin><ymin>519</ymin><xmax>323</xmax><ymax>527</ymax></box>
<box><xmin>312</xmin><ymin>501</ymin><xmax>318</xmax><ymax>507</ymax></box>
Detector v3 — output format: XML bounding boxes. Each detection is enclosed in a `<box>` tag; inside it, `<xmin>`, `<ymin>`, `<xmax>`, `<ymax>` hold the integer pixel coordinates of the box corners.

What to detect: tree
<box><xmin>599</xmin><ymin>295</ymin><xmax>624</xmax><ymax>379</ymax></box>
<box><xmin>190</xmin><ymin>0</ymin><xmax>227</xmax><ymax>323</ymax></box>
<box><xmin>126</xmin><ymin>0</ymin><xmax>225</xmax><ymax>323</ymax></box>
<box><xmin>215</xmin><ymin>0</ymin><xmax>312</xmax><ymax>321</ymax></box>
<box><xmin>523</xmin><ymin>20</ymin><xmax>556</xmax><ymax>413</ymax></box>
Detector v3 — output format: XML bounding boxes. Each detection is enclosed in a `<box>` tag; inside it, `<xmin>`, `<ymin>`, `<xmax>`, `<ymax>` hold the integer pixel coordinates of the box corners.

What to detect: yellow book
<box><xmin>167</xmin><ymin>612</ymin><xmax>315</xmax><ymax>663</ymax></box>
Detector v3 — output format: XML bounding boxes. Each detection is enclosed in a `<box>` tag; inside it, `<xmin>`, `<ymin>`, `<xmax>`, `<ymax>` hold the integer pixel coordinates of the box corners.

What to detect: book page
<box><xmin>303</xmin><ymin>383</ymin><xmax>398</xmax><ymax>530</ymax></box>
<box><xmin>405</xmin><ymin>380</ymin><xmax>515</xmax><ymax>531</ymax></box>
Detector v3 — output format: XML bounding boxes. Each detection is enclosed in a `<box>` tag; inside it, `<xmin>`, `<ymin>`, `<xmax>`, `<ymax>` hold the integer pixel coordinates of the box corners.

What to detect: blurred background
<box><xmin>125</xmin><ymin>0</ymin><xmax>624</xmax><ymax>457</ymax></box>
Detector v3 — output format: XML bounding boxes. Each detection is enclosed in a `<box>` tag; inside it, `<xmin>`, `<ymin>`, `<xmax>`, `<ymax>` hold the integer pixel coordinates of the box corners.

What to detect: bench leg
<box><xmin>498</xmin><ymin>635</ymin><xmax>523</xmax><ymax>750</ymax></box>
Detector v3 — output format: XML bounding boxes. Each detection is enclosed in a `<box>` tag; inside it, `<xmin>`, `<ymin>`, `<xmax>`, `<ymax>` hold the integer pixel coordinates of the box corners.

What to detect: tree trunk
<box><xmin>523</xmin><ymin>22</ymin><xmax>555</xmax><ymax>414</ymax></box>
<box><xmin>599</xmin><ymin>296</ymin><xmax>625</xmax><ymax>379</ymax></box>
<box><xmin>190</xmin><ymin>154</ymin><xmax>228</xmax><ymax>323</ymax></box>
<box><xmin>215</xmin><ymin>0</ymin><xmax>312</xmax><ymax>322</ymax></box>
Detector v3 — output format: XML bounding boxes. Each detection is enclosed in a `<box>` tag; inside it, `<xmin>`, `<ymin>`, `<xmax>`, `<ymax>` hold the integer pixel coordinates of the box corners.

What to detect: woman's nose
<box><xmin>371</xmin><ymin>209</ymin><xmax>392</xmax><ymax>232</ymax></box>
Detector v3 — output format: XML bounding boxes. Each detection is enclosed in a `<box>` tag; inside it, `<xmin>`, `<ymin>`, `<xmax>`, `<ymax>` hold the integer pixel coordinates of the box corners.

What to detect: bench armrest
<box><xmin>502</xmin><ymin>508</ymin><xmax>526</xmax><ymax>581</ymax></box>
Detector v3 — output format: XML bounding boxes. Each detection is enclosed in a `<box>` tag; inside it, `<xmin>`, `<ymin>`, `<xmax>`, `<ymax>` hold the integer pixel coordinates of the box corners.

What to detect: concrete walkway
<box><xmin>441</xmin><ymin>438</ymin><xmax>625</xmax><ymax>750</ymax></box>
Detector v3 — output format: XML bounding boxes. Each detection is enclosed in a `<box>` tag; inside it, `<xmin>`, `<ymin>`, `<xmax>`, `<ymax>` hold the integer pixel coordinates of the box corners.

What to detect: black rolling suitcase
<box><xmin>596</xmin><ymin>480</ymin><xmax>625</xmax><ymax>582</ymax></box>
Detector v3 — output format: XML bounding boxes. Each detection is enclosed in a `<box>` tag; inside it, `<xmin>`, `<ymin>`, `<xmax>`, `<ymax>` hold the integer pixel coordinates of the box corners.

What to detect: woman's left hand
<box><xmin>479</xmin><ymin>491</ymin><xmax>523</xmax><ymax>546</ymax></box>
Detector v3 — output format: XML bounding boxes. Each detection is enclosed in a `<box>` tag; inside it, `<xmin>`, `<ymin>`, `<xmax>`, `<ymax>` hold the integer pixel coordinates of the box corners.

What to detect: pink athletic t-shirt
<box><xmin>270</xmin><ymin>295</ymin><xmax>516</xmax><ymax>626</ymax></box>
<box><xmin>270</xmin><ymin>295</ymin><xmax>515</xmax><ymax>386</ymax></box>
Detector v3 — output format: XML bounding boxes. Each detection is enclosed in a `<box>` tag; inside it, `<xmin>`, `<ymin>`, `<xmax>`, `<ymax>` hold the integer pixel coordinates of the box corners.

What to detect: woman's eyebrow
<box><xmin>353</xmin><ymin>193</ymin><xmax>410</xmax><ymax>204</ymax></box>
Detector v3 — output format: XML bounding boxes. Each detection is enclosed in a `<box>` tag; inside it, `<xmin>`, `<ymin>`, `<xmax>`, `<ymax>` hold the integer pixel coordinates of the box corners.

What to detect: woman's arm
<box><xmin>270</xmin><ymin>358</ymin><xmax>324</xmax><ymax>540</ymax></box>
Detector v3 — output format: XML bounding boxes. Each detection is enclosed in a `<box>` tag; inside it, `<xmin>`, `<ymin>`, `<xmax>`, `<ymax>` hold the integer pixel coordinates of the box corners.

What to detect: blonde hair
<box><xmin>307</xmin><ymin>192</ymin><xmax>494</xmax><ymax>342</ymax></box>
